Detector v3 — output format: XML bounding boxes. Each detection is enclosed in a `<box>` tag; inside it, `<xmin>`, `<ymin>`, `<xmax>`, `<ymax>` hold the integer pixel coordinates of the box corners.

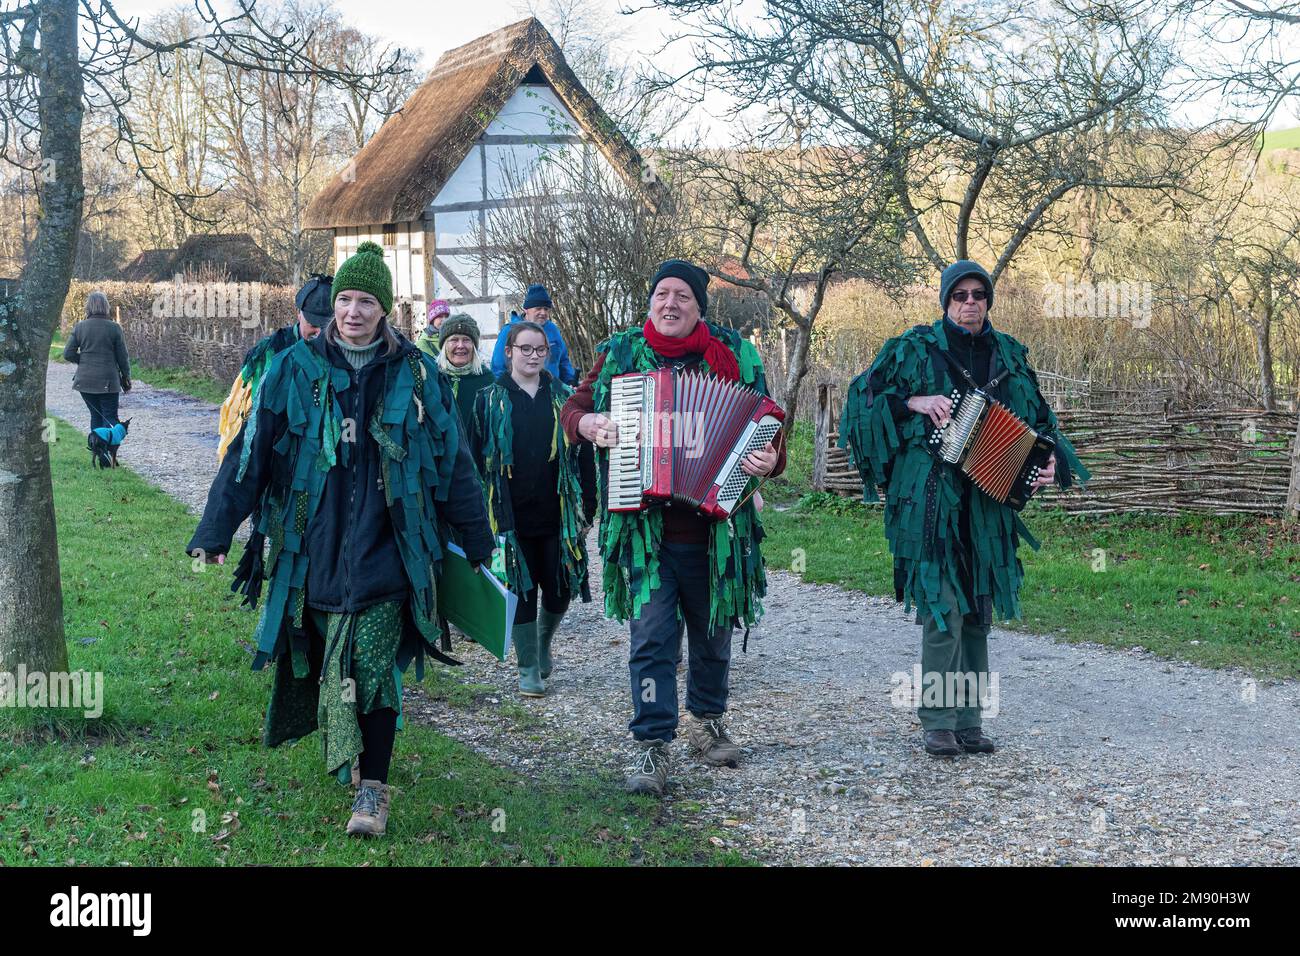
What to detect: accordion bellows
<box><xmin>608</xmin><ymin>368</ymin><xmax>785</xmax><ymax>520</ymax></box>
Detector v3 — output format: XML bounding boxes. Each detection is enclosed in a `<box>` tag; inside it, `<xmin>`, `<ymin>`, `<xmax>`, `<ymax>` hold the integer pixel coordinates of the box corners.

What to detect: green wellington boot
<box><xmin>512</xmin><ymin>620</ymin><xmax>545</xmax><ymax>697</ymax></box>
<box><xmin>537</xmin><ymin>608</ymin><xmax>566</xmax><ymax>680</ymax></box>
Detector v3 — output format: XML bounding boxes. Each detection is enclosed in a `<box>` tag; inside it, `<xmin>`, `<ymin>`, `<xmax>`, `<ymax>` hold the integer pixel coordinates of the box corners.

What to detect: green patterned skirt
<box><xmin>263</xmin><ymin>601</ymin><xmax>404</xmax><ymax>784</ymax></box>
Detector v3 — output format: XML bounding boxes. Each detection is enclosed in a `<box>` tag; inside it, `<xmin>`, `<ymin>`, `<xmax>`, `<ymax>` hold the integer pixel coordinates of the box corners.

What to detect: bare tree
<box><xmin>485</xmin><ymin>152</ymin><xmax>676</xmax><ymax>372</ymax></box>
<box><xmin>0</xmin><ymin>0</ymin><xmax>407</xmax><ymax>675</ymax></box>
<box><xmin>649</xmin><ymin>0</ymin><xmax>1213</xmax><ymax>282</ymax></box>
<box><xmin>521</xmin><ymin>0</ymin><xmax>688</xmax><ymax>148</ymax></box>
<box><xmin>1202</xmin><ymin>196</ymin><xmax>1300</xmax><ymax>410</ymax></box>
<box><xmin>669</xmin><ymin>140</ymin><xmax>912</xmax><ymax>425</ymax></box>
<box><xmin>1176</xmin><ymin>0</ymin><xmax>1300</xmax><ymax>130</ymax></box>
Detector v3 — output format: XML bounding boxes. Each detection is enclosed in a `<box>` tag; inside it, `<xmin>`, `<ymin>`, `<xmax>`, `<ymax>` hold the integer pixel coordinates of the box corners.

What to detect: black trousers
<box><xmin>80</xmin><ymin>390</ymin><xmax>119</xmax><ymax>432</ymax></box>
<box><xmin>515</xmin><ymin>532</ymin><xmax>571</xmax><ymax>625</ymax></box>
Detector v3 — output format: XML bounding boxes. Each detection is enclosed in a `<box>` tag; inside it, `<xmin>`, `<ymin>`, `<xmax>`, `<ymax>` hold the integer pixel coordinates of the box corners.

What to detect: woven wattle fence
<box><xmin>813</xmin><ymin>383</ymin><xmax>1300</xmax><ymax>520</ymax></box>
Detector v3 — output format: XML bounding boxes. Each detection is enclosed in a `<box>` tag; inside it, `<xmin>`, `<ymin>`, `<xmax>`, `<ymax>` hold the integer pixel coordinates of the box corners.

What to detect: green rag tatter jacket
<box><xmin>581</xmin><ymin>323</ymin><xmax>777</xmax><ymax>634</ymax></box>
<box><xmin>839</xmin><ymin>319</ymin><xmax>1090</xmax><ymax>630</ymax></box>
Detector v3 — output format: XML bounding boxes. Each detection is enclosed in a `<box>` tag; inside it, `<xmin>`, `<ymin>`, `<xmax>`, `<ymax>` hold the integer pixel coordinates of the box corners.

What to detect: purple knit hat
<box><xmin>427</xmin><ymin>299</ymin><xmax>451</xmax><ymax>324</ymax></box>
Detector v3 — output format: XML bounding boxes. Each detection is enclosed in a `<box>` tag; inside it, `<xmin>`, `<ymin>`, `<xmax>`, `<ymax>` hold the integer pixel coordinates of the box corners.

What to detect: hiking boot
<box><xmin>537</xmin><ymin>607</ymin><xmax>565</xmax><ymax>680</ymax></box>
<box><xmin>923</xmin><ymin>729</ymin><xmax>962</xmax><ymax>757</ymax></box>
<box><xmin>955</xmin><ymin>726</ymin><xmax>996</xmax><ymax>754</ymax></box>
<box><xmin>512</xmin><ymin>620</ymin><xmax>545</xmax><ymax>697</ymax></box>
<box><xmin>624</xmin><ymin>740</ymin><xmax>671</xmax><ymax>797</ymax></box>
<box><xmin>346</xmin><ymin>780</ymin><xmax>390</xmax><ymax>836</ymax></box>
<box><xmin>686</xmin><ymin>713</ymin><xmax>741</xmax><ymax>768</ymax></box>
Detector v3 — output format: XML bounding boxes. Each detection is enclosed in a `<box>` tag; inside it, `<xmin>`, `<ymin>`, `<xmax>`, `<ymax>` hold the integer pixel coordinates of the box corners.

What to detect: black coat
<box><xmin>188</xmin><ymin>331</ymin><xmax>495</xmax><ymax>613</ymax></box>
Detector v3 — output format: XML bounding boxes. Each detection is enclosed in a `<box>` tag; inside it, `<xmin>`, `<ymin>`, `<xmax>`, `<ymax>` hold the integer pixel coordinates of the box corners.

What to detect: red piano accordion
<box><xmin>606</xmin><ymin>368</ymin><xmax>785</xmax><ymax>520</ymax></box>
<box><xmin>925</xmin><ymin>385</ymin><xmax>1056</xmax><ymax>511</ymax></box>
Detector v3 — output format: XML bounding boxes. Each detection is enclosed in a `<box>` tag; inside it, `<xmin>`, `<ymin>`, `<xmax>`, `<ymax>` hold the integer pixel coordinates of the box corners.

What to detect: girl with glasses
<box><xmin>469</xmin><ymin>321</ymin><xmax>596</xmax><ymax>696</ymax></box>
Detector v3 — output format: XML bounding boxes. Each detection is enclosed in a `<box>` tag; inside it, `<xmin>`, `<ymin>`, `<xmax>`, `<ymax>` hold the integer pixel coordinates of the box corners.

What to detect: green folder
<box><xmin>438</xmin><ymin>541</ymin><xmax>517</xmax><ymax>660</ymax></box>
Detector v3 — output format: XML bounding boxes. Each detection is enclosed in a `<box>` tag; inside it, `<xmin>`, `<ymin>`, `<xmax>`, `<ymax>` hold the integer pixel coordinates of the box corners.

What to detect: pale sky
<box><xmin>103</xmin><ymin>0</ymin><xmax>1299</xmax><ymax>133</ymax></box>
<box><xmin>106</xmin><ymin>0</ymin><xmax>687</xmax><ymax>75</ymax></box>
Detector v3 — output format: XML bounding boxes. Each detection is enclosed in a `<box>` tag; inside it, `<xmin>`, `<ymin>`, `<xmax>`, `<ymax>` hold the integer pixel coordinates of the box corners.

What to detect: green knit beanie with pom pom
<box><xmin>332</xmin><ymin>240</ymin><xmax>393</xmax><ymax>315</ymax></box>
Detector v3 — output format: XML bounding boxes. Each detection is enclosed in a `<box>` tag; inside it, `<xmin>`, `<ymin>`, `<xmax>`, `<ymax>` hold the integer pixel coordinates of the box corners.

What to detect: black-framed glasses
<box><xmin>512</xmin><ymin>344</ymin><xmax>550</xmax><ymax>357</ymax></box>
<box><xmin>950</xmin><ymin>289</ymin><xmax>987</xmax><ymax>303</ymax></box>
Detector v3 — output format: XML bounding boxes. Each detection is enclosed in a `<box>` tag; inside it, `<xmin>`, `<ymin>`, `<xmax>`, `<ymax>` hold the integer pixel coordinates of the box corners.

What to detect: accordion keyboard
<box><xmin>713</xmin><ymin>415</ymin><xmax>783</xmax><ymax>515</ymax></box>
<box><xmin>608</xmin><ymin>374</ymin><xmax>651</xmax><ymax>511</ymax></box>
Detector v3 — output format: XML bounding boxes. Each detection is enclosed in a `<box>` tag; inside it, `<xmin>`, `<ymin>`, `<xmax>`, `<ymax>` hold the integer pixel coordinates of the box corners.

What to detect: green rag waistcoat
<box><xmin>473</xmin><ymin>378</ymin><xmax>591</xmax><ymax>603</ymax></box>
<box><xmin>238</xmin><ymin>338</ymin><xmax>462</xmax><ymax>672</ymax></box>
<box><xmin>591</xmin><ymin>323</ymin><xmax>772</xmax><ymax>633</ymax></box>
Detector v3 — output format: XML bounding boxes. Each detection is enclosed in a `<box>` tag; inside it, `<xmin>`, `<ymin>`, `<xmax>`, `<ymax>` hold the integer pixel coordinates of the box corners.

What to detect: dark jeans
<box><xmin>80</xmin><ymin>390</ymin><xmax>119</xmax><ymax>433</ymax></box>
<box><xmin>627</xmin><ymin>541</ymin><xmax>733</xmax><ymax>742</ymax></box>
<box><xmin>515</xmin><ymin>532</ymin><xmax>571</xmax><ymax>625</ymax></box>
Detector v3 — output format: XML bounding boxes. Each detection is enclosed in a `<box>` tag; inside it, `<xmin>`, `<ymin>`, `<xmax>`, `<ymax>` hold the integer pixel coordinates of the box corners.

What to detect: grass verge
<box><xmin>762</xmin><ymin>492</ymin><xmax>1300</xmax><ymax>679</ymax></box>
<box><xmin>0</xmin><ymin>419</ymin><xmax>747</xmax><ymax>866</ymax></box>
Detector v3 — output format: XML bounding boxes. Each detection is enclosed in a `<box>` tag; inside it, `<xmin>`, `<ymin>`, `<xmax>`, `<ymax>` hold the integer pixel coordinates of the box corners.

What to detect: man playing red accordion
<box><xmin>840</xmin><ymin>260</ymin><xmax>1088</xmax><ymax>757</ymax></box>
<box><xmin>561</xmin><ymin>259</ymin><xmax>784</xmax><ymax>797</ymax></box>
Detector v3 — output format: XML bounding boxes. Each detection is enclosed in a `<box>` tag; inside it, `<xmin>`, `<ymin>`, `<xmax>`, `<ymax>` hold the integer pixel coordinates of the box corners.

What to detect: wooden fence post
<box><xmin>1286</xmin><ymin>407</ymin><xmax>1300</xmax><ymax>523</ymax></box>
<box><xmin>813</xmin><ymin>382</ymin><xmax>833</xmax><ymax>492</ymax></box>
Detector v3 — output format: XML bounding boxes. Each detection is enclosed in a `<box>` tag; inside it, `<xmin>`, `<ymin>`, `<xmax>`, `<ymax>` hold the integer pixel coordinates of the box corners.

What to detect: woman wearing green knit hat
<box><xmin>418</xmin><ymin>312</ymin><xmax>496</xmax><ymax>654</ymax></box>
<box><xmin>188</xmin><ymin>239</ymin><xmax>496</xmax><ymax>838</ymax></box>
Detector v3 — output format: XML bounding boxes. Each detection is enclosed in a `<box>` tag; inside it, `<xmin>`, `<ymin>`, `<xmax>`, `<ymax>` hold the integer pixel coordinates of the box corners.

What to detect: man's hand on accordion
<box><xmin>906</xmin><ymin>394</ymin><xmax>954</xmax><ymax>428</ymax></box>
<box><xmin>741</xmin><ymin>443</ymin><xmax>779</xmax><ymax>477</ymax></box>
<box><xmin>578</xmin><ymin>412</ymin><xmax>620</xmax><ymax>448</ymax></box>
<box><xmin>1030</xmin><ymin>455</ymin><xmax>1056</xmax><ymax>490</ymax></box>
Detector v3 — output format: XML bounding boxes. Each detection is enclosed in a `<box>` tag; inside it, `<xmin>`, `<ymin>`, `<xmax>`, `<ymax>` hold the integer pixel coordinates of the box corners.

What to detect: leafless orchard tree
<box><xmin>0</xmin><ymin>0</ymin><xmax>407</xmax><ymax>675</ymax></box>
<box><xmin>484</xmin><ymin>153</ymin><xmax>677</xmax><ymax>373</ymax></box>
<box><xmin>666</xmin><ymin>141</ymin><xmax>913</xmax><ymax>425</ymax></box>
<box><xmin>649</xmin><ymin>0</ymin><xmax>1215</xmax><ymax>281</ymax></box>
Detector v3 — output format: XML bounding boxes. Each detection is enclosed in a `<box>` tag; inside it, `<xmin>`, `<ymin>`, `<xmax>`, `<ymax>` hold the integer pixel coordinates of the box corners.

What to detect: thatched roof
<box><xmin>172</xmin><ymin>233</ymin><xmax>285</xmax><ymax>283</ymax></box>
<box><xmin>119</xmin><ymin>248</ymin><xmax>176</xmax><ymax>282</ymax></box>
<box><xmin>119</xmin><ymin>235</ymin><xmax>286</xmax><ymax>283</ymax></box>
<box><xmin>303</xmin><ymin>17</ymin><xmax>660</xmax><ymax>229</ymax></box>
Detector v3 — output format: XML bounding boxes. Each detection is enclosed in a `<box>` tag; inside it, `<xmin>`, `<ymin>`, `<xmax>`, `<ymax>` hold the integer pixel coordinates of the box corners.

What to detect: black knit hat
<box><xmin>295</xmin><ymin>273</ymin><xmax>334</xmax><ymax>327</ymax></box>
<box><xmin>438</xmin><ymin>312</ymin><xmax>481</xmax><ymax>349</ymax></box>
<box><xmin>649</xmin><ymin>259</ymin><xmax>709</xmax><ymax>317</ymax></box>
<box><xmin>939</xmin><ymin>260</ymin><xmax>994</xmax><ymax>313</ymax></box>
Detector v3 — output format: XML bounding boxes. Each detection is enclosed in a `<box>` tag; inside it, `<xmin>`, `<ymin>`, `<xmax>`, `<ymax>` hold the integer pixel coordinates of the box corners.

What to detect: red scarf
<box><xmin>641</xmin><ymin>318</ymin><xmax>740</xmax><ymax>382</ymax></box>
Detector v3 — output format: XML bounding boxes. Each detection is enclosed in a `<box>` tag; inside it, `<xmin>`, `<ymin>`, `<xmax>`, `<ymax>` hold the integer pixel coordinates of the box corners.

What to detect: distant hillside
<box><xmin>1260</xmin><ymin>127</ymin><xmax>1300</xmax><ymax>152</ymax></box>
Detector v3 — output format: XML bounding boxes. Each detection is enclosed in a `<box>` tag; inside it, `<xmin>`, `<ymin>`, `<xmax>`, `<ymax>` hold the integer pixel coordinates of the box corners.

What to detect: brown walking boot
<box><xmin>686</xmin><ymin>713</ymin><xmax>742</xmax><ymax>768</ymax></box>
<box><xmin>346</xmin><ymin>780</ymin><xmax>390</xmax><ymax>836</ymax></box>
<box><xmin>624</xmin><ymin>740</ymin><xmax>671</xmax><ymax>797</ymax></box>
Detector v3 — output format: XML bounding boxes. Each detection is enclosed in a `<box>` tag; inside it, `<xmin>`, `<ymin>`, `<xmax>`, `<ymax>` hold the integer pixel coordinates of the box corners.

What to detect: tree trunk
<box><xmin>0</xmin><ymin>0</ymin><xmax>84</xmax><ymax>673</ymax></box>
<box><xmin>1256</xmin><ymin>289</ymin><xmax>1276</xmax><ymax>413</ymax></box>
<box><xmin>1287</xmin><ymin>408</ymin><xmax>1300</xmax><ymax>524</ymax></box>
<box><xmin>779</xmin><ymin>321</ymin><xmax>813</xmax><ymax>429</ymax></box>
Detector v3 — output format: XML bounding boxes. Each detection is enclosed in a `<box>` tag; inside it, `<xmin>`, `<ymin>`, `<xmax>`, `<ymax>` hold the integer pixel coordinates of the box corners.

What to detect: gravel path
<box><xmin>47</xmin><ymin>361</ymin><xmax>1300</xmax><ymax>864</ymax></box>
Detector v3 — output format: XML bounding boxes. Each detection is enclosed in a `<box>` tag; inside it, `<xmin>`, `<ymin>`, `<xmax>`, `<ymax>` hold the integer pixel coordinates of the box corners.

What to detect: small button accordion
<box><xmin>607</xmin><ymin>368</ymin><xmax>785</xmax><ymax>520</ymax></box>
<box><xmin>926</xmin><ymin>387</ymin><xmax>1056</xmax><ymax>511</ymax></box>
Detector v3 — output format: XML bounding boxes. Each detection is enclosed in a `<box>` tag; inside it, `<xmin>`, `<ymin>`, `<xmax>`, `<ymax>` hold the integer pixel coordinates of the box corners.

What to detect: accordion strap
<box><xmin>931</xmin><ymin>343</ymin><xmax>1010</xmax><ymax>394</ymax></box>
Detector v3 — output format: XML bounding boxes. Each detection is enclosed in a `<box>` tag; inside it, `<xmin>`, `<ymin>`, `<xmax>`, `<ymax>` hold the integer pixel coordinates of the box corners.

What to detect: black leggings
<box><xmin>357</xmin><ymin>708</ymin><xmax>397</xmax><ymax>784</ymax></box>
<box><xmin>515</xmin><ymin>532</ymin><xmax>571</xmax><ymax>625</ymax></box>
<box><xmin>80</xmin><ymin>391</ymin><xmax>119</xmax><ymax>432</ymax></box>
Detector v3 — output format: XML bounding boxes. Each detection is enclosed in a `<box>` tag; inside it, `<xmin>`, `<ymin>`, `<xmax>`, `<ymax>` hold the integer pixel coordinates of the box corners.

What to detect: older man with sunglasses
<box><xmin>840</xmin><ymin>260</ymin><xmax>1088</xmax><ymax>758</ymax></box>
